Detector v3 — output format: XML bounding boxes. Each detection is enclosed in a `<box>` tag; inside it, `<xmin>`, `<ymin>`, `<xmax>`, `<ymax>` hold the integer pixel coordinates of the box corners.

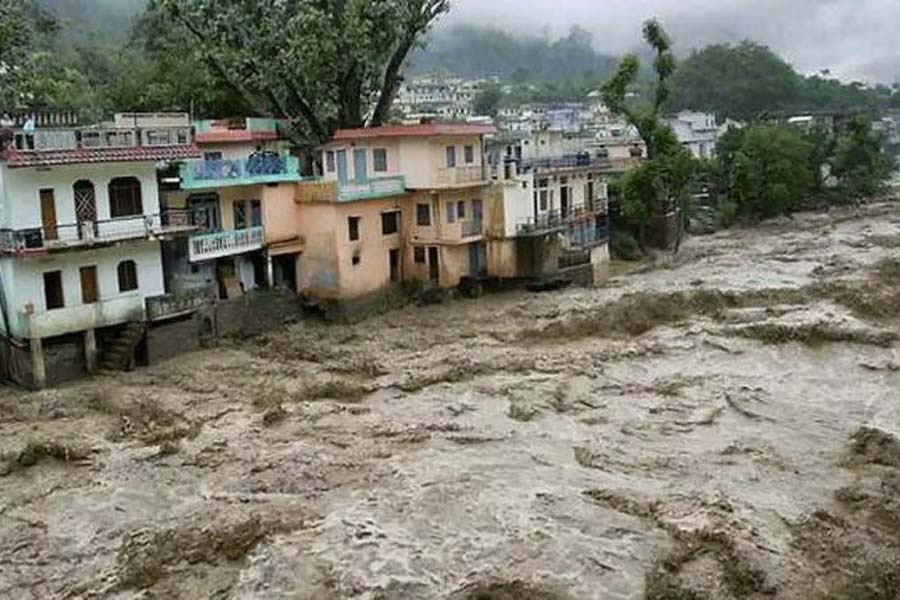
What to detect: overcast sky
<box><xmin>441</xmin><ymin>0</ymin><xmax>900</xmax><ymax>84</ymax></box>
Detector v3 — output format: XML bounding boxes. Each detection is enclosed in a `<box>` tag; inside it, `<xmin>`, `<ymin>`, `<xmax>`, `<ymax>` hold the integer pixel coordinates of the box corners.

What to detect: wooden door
<box><xmin>80</xmin><ymin>266</ymin><xmax>98</xmax><ymax>304</ymax></box>
<box><xmin>40</xmin><ymin>189</ymin><xmax>58</xmax><ymax>241</ymax></box>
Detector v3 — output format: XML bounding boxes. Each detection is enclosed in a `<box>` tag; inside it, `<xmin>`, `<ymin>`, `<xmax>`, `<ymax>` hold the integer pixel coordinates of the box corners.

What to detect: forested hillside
<box><xmin>38</xmin><ymin>0</ymin><xmax>144</xmax><ymax>36</ymax></box>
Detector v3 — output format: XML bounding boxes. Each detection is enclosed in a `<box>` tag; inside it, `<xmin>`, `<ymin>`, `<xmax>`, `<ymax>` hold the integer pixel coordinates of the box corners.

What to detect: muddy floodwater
<box><xmin>3</xmin><ymin>202</ymin><xmax>900</xmax><ymax>599</ymax></box>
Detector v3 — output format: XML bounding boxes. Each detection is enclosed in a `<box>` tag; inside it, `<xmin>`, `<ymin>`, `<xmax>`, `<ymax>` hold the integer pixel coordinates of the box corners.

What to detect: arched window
<box><xmin>117</xmin><ymin>260</ymin><xmax>138</xmax><ymax>292</ymax></box>
<box><xmin>108</xmin><ymin>177</ymin><xmax>143</xmax><ymax>218</ymax></box>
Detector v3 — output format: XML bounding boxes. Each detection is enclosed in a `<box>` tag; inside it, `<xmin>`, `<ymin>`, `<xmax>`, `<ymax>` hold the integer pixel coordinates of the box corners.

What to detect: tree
<box><xmin>0</xmin><ymin>0</ymin><xmax>57</xmax><ymax>115</ymax></box>
<box><xmin>832</xmin><ymin>115</ymin><xmax>892</xmax><ymax>199</ymax></box>
<box><xmin>716</xmin><ymin>124</ymin><xmax>816</xmax><ymax>220</ymax></box>
<box><xmin>151</xmin><ymin>0</ymin><xmax>451</xmax><ymax>145</ymax></box>
<box><xmin>472</xmin><ymin>82</ymin><xmax>502</xmax><ymax>117</ymax></box>
<box><xmin>602</xmin><ymin>19</ymin><xmax>696</xmax><ymax>251</ymax></box>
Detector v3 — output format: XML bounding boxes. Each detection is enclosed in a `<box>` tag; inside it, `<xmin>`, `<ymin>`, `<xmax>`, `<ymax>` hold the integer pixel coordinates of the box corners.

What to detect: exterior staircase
<box><xmin>100</xmin><ymin>322</ymin><xmax>146</xmax><ymax>372</ymax></box>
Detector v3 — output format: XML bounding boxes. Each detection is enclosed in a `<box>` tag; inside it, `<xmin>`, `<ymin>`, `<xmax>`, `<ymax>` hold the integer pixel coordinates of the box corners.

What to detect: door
<box><xmin>472</xmin><ymin>199</ymin><xmax>483</xmax><ymax>228</ymax></box>
<box><xmin>336</xmin><ymin>150</ymin><xmax>349</xmax><ymax>185</ymax></box>
<box><xmin>40</xmin><ymin>189</ymin><xmax>58</xmax><ymax>241</ymax></box>
<box><xmin>188</xmin><ymin>194</ymin><xmax>221</xmax><ymax>230</ymax></box>
<box><xmin>353</xmin><ymin>149</ymin><xmax>368</xmax><ymax>184</ymax></box>
<box><xmin>560</xmin><ymin>186</ymin><xmax>570</xmax><ymax>218</ymax></box>
<box><xmin>73</xmin><ymin>180</ymin><xmax>97</xmax><ymax>239</ymax></box>
<box><xmin>389</xmin><ymin>248</ymin><xmax>401</xmax><ymax>283</ymax></box>
<box><xmin>468</xmin><ymin>242</ymin><xmax>487</xmax><ymax>276</ymax></box>
<box><xmin>80</xmin><ymin>266</ymin><xmax>98</xmax><ymax>304</ymax></box>
<box><xmin>428</xmin><ymin>247</ymin><xmax>440</xmax><ymax>283</ymax></box>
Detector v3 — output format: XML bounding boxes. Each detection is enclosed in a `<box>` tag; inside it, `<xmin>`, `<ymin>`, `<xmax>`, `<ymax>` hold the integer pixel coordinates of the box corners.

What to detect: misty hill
<box><xmin>410</xmin><ymin>24</ymin><xmax>620</xmax><ymax>82</ymax></box>
<box><xmin>38</xmin><ymin>0</ymin><xmax>145</xmax><ymax>37</ymax></box>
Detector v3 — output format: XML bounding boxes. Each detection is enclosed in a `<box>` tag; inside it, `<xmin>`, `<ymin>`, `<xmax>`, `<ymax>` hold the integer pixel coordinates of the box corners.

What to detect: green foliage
<box><xmin>670</xmin><ymin>41</ymin><xmax>890</xmax><ymax>120</ymax></box>
<box><xmin>832</xmin><ymin>115</ymin><xmax>893</xmax><ymax>198</ymax></box>
<box><xmin>0</xmin><ymin>0</ymin><xmax>58</xmax><ymax>113</ymax></box>
<box><xmin>472</xmin><ymin>82</ymin><xmax>502</xmax><ymax>117</ymax></box>
<box><xmin>609</xmin><ymin>230</ymin><xmax>643</xmax><ymax>261</ymax></box>
<box><xmin>152</xmin><ymin>0</ymin><xmax>450</xmax><ymax>143</ymax></box>
<box><xmin>717</xmin><ymin>125</ymin><xmax>816</xmax><ymax>219</ymax></box>
<box><xmin>602</xmin><ymin>19</ymin><xmax>697</xmax><ymax>250</ymax></box>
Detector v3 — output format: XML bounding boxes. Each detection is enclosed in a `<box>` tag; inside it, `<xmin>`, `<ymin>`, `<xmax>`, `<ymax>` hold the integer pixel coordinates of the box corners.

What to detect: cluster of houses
<box><xmin>0</xmin><ymin>111</ymin><xmax>626</xmax><ymax>388</ymax></box>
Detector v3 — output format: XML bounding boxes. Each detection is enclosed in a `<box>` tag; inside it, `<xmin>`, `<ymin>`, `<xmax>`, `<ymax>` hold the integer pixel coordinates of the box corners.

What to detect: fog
<box><xmin>442</xmin><ymin>0</ymin><xmax>900</xmax><ymax>83</ymax></box>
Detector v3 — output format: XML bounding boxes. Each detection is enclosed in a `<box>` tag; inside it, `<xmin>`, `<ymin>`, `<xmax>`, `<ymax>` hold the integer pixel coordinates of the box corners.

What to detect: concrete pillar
<box><xmin>266</xmin><ymin>254</ymin><xmax>275</xmax><ymax>289</ymax></box>
<box><xmin>84</xmin><ymin>328</ymin><xmax>98</xmax><ymax>374</ymax></box>
<box><xmin>30</xmin><ymin>337</ymin><xmax>46</xmax><ymax>390</ymax></box>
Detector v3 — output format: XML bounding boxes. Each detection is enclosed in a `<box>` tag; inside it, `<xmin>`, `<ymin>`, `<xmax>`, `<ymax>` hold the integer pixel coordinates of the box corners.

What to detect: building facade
<box><xmin>0</xmin><ymin>112</ymin><xmax>200</xmax><ymax>387</ymax></box>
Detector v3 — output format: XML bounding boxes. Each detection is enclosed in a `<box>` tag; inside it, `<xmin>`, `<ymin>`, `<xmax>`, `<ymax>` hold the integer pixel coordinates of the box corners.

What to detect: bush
<box><xmin>610</xmin><ymin>230</ymin><xmax>643</xmax><ymax>261</ymax></box>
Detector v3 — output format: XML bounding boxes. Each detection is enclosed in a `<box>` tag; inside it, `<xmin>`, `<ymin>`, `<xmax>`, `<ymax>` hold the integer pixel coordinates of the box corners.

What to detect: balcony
<box><xmin>435</xmin><ymin>165</ymin><xmax>488</xmax><ymax>187</ymax></box>
<box><xmin>0</xmin><ymin>210</ymin><xmax>198</xmax><ymax>255</ymax></box>
<box><xmin>414</xmin><ymin>219</ymin><xmax>484</xmax><ymax>245</ymax></box>
<box><xmin>516</xmin><ymin>202</ymin><xmax>607</xmax><ymax>236</ymax></box>
<box><xmin>189</xmin><ymin>226</ymin><xmax>265</xmax><ymax>263</ymax></box>
<box><xmin>180</xmin><ymin>154</ymin><xmax>303</xmax><ymax>189</ymax></box>
<box><xmin>338</xmin><ymin>175</ymin><xmax>406</xmax><ymax>201</ymax></box>
<box><xmin>146</xmin><ymin>285</ymin><xmax>217</xmax><ymax>321</ymax></box>
<box><xmin>519</xmin><ymin>155</ymin><xmax>613</xmax><ymax>174</ymax></box>
<box><xmin>19</xmin><ymin>294</ymin><xmax>145</xmax><ymax>340</ymax></box>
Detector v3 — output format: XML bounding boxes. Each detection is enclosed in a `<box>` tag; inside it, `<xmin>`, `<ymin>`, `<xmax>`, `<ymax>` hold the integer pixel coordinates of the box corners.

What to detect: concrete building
<box><xmin>0</xmin><ymin>112</ymin><xmax>201</xmax><ymax>387</ymax></box>
<box><xmin>666</xmin><ymin>111</ymin><xmax>719</xmax><ymax>159</ymax></box>
<box><xmin>260</xmin><ymin>123</ymin><xmax>495</xmax><ymax>314</ymax></box>
<box><xmin>161</xmin><ymin>118</ymin><xmax>308</xmax><ymax>298</ymax></box>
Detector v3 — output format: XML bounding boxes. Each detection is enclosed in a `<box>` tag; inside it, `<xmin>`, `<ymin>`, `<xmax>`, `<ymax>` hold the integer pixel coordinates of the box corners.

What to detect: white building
<box><xmin>666</xmin><ymin>111</ymin><xmax>719</xmax><ymax>159</ymax></box>
<box><xmin>0</xmin><ymin>112</ymin><xmax>200</xmax><ymax>387</ymax></box>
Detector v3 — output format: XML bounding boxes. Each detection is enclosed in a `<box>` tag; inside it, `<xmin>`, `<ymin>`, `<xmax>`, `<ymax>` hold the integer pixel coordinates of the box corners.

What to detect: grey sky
<box><xmin>442</xmin><ymin>0</ymin><xmax>900</xmax><ymax>84</ymax></box>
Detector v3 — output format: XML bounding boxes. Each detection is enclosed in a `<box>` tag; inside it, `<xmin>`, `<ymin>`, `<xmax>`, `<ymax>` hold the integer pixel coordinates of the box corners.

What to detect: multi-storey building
<box><xmin>0</xmin><ymin>112</ymin><xmax>200</xmax><ymax>387</ymax></box>
<box><xmin>257</xmin><ymin>123</ymin><xmax>495</xmax><ymax>314</ymax></box>
<box><xmin>666</xmin><ymin>111</ymin><xmax>719</xmax><ymax>159</ymax></box>
<box><xmin>161</xmin><ymin>117</ymin><xmax>307</xmax><ymax>299</ymax></box>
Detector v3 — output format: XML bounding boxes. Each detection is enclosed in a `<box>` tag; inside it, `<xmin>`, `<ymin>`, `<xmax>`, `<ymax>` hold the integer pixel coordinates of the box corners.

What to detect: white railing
<box><xmin>460</xmin><ymin>219</ymin><xmax>483</xmax><ymax>238</ymax></box>
<box><xmin>189</xmin><ymin>226</ymin><xmax>265</xmax><ymax>263</ymax></box>
<box><xmin>436</xmin><ymin>165</ymin><xmax>487</xmax><ymax>186</ymax></box>
<box><xmin>338</xmin><ymin>175</ymin><xmax>406</xmax><ymax>201</ymax></box>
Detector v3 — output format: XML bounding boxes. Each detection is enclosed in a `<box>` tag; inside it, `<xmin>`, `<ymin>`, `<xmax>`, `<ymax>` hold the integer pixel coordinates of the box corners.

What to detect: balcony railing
<box><xmin>189</xmin><ymin>226</ymin><xmax>265</xmax><ymax>263</ymax></box>
<box><xmin>338</xmin><ymin>175</ymin><xmax>406</xmax><ymax>201</ymax></box>
<box><xmin>436</xmin><ymin>165</ymin><xmax>487</xmax><ymax>186</ymax></box>
<box><xmin>146</xmin><ymin>284</ymin><xmax>217</xmax><ymax>321</ymax></box>
<box><xmin>516</xmin><ymin>202</ymin><xmax>607</xmax><ymax>236</ymax></box>
<box><xmin>520</xmin><ymin>155</ymin><xmax>613</xmax><ymax>172</ymax></box>
<box><xmin>180</xmin><ymin>154</ymin><xmax>302</xmax><ymax>189</ymax></box>
<box><xmin>0</xmin><ymin>210</ymin><xmax>198</xmax><ymax>254</ymax></box>
<box><xmin>460</xmin><ymin>219</ymin><xmax>484</xmax><ymax>238</ymax></box>
<box><xmin>10</xmin><ymin>127</ymin><xmax>192</xmax><ymax>152</ymax></box>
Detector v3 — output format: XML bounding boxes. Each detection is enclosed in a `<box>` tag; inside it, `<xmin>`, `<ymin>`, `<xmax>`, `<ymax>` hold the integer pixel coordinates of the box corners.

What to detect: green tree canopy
<box><xmin>151</xmin><ymin>0</ymin><xmax>450</xmax><ymax>144</ymax></box>
<box><xmin>832</xmin><ymin>115</ymin><xmax>893</xmax><ymax>198</ymax></box>
<box><xmin>472</xmin><ymin>82</ymin><xmax>502</xmax><ymax>117</ymax></box>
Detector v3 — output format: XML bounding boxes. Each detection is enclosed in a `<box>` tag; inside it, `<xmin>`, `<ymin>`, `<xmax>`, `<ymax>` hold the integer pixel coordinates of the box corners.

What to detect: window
<box><xmin>414</xmin><ymin>247</ymin><xmax>426</xmax><ymax>264</ymax></box>
<box><xmin>352</xmin><ymin>252</ymin><xmax>361</xmax><ymax>266</ymax></box>
<box><xmin>539</xmin><ymin>190</ymin><xmax>549</xmax><ymax>211</ymax></box>
<box><xmin>457</xmin><ymin>200</ymin><xmax>466</xmax><ymax>219</ymax></box>
<box><xmin>108</xmin><ymin>177</ymin><xmax>143</xmax><ymax>218</ymax></box>
<box><xmin>381</xmin><ymin>211</ymin><xmax>399</xmax><ymax>235</ymax></box>
<box><xmin>445</xmin><ymin>146</ymin><xmax>457</xmax><ymax>168</ymax></box>
<box><xmin>416</xmin><ymin>203</ymin><xmax>431</xmax><ymax>226</ymax></box>
<box><xmin>233</xmin><ymin>201</ymin><xmax>248</xmax><ymax>230</ymax></box>
<box><xmin>117</xmin><ymin>260</ymin><xmax>138</xmax><ymax>292</ymax></box>
<box><xmin>373</xmin><ymin>148</ymin><xmax>388</xmax><ymax>172</ymax></box>
<box><xmin>43</xmin><ymin>271</ymin><xmax>64</xmax><ymax>310</ymax></box>
<box><xmin>348</xmin><ymin>216</ymin><xmax>361</xmax><ymax>241</ymax></box>
<box><xmin>445</xmin><ymin>202</ymin><xmax>456</xmax><ymax>224</ymax></box>
<box><xmin>464</xmin><ymin>145</ymin><xmax>474</xmax><ymax>164</ymax></box>
<box><xmin>326</xmin><ymin>151</ymin><xmax>336</xmax><ymax>173</ymax></box>
<box><xmin>80</xmin><ymin>266</ymin><xmax>98</xmax><ymax>304</ymax></box>
<box><xmin>204</xmin><ymin>151</ymin><xmax>223</xmax><ymax>161</ymax></box>
<box><xmin>250</xmin><ymin>200</ymin><xmax>262</xmax><ymax>227</ymax></box>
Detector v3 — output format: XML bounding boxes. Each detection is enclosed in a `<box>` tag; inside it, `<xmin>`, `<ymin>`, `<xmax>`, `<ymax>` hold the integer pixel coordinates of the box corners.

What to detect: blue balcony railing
<box><xmin>180</xmin><ymin>154</ymin><xmax>303</xmax><ymax>189</ymax></box>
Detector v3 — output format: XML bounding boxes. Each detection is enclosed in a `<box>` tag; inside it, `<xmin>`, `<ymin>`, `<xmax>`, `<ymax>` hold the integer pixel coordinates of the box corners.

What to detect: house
<box><xmin>0</xmin><ymin>112</ymin><xmax>201</xmax><ymax>388</ymax></box>
<box><xmin>486</xmin><ymin>130</ymin><xmax>619</xmax><ymax>284</ymax></box>
<box><xmin>260</xmin><ymin>123</ymin><xmax>495</xmax><ymax>315</ymax></box>
<box><xmin>161</xmin><ymin>117</ymin><xmax>308</xmax><ymax>299</ymax></box>
<box><xmin>667</xmin><ymin>111</ymin><xmax>719</xmax><ymax>159</ymax></box>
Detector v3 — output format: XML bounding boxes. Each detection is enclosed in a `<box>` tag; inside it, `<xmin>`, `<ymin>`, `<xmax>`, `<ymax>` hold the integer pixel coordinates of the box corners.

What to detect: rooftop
<box><xmin>331</xmin><ymin>123</ymin><xmax>496</xmax><ymax>142</ymax></box>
